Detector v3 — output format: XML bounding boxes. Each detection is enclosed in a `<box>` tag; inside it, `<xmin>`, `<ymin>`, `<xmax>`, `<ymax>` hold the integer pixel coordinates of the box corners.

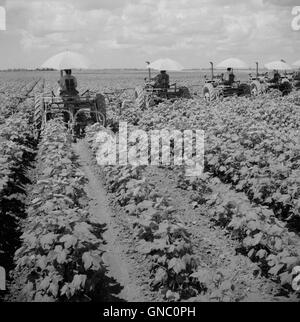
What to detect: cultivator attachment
<box><xmin>203</xmin><ymin>81</ymin><xmax>251</xmax><ymax>102</ymax></box>
<box><xmin>134</xmin><ymin>83</ymin><xmax>192</xmax><ymax>110</ymax></box>
<box><xmin>34</xmin><ymin>92</ymin><xmax>106</xmax><ymax>140</ymax></box>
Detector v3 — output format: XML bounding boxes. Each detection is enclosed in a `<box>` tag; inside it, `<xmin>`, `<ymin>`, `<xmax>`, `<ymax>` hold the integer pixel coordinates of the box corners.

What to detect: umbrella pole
<box><xmin>210</xmin><ymin>62</ymin><xmax>214</xmax><ymax>80</ymax></box>
<box><xmin>256</xmin><ymin>62</ymin><xmax>259</xmax><ymax>77</ymax></box>
<box><xmin>148</xmin><ymin>68</ymin><xmax>151</xmax><ymax>81</ymax></box>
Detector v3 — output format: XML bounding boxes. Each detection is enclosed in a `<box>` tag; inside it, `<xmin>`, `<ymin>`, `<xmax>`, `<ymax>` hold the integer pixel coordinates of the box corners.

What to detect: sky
<box><xmin>0</xmin><ymin>0</ymin><xmax>299</xmax><ymax>69</ymax></box>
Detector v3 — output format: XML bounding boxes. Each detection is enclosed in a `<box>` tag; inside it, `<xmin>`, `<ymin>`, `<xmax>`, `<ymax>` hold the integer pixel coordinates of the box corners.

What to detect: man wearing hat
<box><xmin>58</xmin><ymin>69</ymin><xmax>79</xmax><ymax>96</ymax></box>
<box><xmin>153</xmin><ymin>70</ymin><xmax>170</xmax><ymax>89</ymax></box>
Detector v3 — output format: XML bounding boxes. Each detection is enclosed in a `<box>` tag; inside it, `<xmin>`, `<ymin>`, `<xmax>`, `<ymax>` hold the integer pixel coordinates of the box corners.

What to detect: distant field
<box><xmin>0</xmin><ymin>69</ymin><xmax>253</xmax><ymax>93</ymax></box>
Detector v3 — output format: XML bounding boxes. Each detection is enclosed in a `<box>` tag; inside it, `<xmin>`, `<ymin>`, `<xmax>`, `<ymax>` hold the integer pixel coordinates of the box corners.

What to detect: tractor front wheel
<box><xmin>250</xmin><ymin>81</ymin><xmax>261</xmax><ymax>96</ymax></box>
<box><xmin>135</xmin><ymin>86</ymin><xmax>147</xmax><ymax>110</ymax></box>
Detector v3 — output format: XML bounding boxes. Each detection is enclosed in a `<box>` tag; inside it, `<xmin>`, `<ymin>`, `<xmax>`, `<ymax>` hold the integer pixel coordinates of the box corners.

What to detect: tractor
<box><xmin>34</xmin><ymin>89</ymin><xmax>107</xmax><ymax>140</ymax></box>
<box><xmin>249</xmin><ymin>63</ymin><xmax>293</xmax><ymax>96</ymax></box>
<box><xmin>203</xmin><ymin>62</ymin><xmax>250</xmax><ymax>102</ymax></box>
<box><xmin>134</xmin><ymin>70</ymin><xmax>191</xmax><ymax>110</ymax></box>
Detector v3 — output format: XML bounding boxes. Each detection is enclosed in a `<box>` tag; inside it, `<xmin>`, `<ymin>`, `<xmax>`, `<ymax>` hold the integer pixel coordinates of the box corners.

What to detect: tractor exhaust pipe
<box><xmin>146</xmin><ymin>61</ymin><xmax>151</xmax><ymax>81</ymax></box>
<box><xmin>210</xmin><ymin>62</ymin><xmax>214</xmax><ymax>81</ymax></box>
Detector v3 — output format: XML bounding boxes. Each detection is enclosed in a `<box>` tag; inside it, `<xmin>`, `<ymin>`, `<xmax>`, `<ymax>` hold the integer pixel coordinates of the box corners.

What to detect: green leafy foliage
<box><xmin>13</xmin><ymin>119</ymin><xmax>105</xmax><ymax>302</ymax></box>
<box><xmin>108</xmin><ymin>91</ymin><xmax>300</xmax><ymax>297</ymax></box>
<box><xmin>0</xmin><ymin>80</ymin><xmax>42</xmax><ymax>282</ymax></box>
<box><xmin>185</xmin><ymin>174</ymin><xmax>300</xmax><ymax>293</ymax></box>
<box><xmin>86</xmin><ymin>126</ymin><xmax>208</xmax><ymax>300</ymax></box>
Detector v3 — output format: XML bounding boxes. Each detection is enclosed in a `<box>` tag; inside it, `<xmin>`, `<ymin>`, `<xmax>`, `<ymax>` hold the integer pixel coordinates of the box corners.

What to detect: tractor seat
<box><xmin>60</xmin><ymin>93</ymin><xmax>80</xmax><ymax>104</ymax></box>
<box><xmin>221</xmin><ymin>82</ymin><xmax>234</xmax><ymax>87</ymax></box>
<box><xmin>60</xmin><ymin>91</ymin><xmax>79</xmax><ymax>98</ymax></box>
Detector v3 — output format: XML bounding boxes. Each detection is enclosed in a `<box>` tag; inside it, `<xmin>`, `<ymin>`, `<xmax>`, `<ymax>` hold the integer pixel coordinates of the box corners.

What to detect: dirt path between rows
<box><xmin>73</xmin><ymin>141</ymin><xmax>154</xmax><ymax>302</ymax></box>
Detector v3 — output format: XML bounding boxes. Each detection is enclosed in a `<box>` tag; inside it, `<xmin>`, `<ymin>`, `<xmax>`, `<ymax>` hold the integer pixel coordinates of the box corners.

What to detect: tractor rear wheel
<box><xmin>239</xmin><ymin>83</ymin><xmax>251</xmax><ymax>96</ymax></box>
<box><xmin>135</xmin><ymin>86</ymin><xmax>146</xmax><ymax>110</ymax></box>
<box><xmin>280</xmin><ymin>80</ymin><xmax>292</xmax><ymax>96</ymax></box>
<box><xmin>203</xmin><ymin>83</ymin><xmax>216</xmax><ymax>102</ymax></box>
<box><xmin>295</xmin><ymin>81</ymin><xmax>300</xmax><ymax>90</ymax></box>
<box><xmin>95</xmin><ymin>94</ymin><xmax>107</xmax><ymax>126</ymax></box>
<box><xmin>178</xmin><ymin>86</ymin><xmax>192</xmax><ymax>99</ymax></box>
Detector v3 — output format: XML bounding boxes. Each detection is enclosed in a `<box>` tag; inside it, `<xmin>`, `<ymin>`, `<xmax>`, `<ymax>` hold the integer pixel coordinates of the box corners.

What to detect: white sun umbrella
<box><xmin>148</xmin><ymin>58</ymin><xmax>184</xmax><ymax>71</ymax></box>
<box><xmin>292</xmin><ymin>60</ymin><xmax>300</xmax><ymax>68</ymax></box>
<box><xmin>264</xmin><ymin>60</ymin><xmax>292</xmax><ymax>71</ymax></box>
<box><xmin>216</xmin><ymin>58</ymin><xmax>249</xmax><ymax>69</ymax></box>
<box><xmin>41</xmin><ymin>51</ymin><xmax>89</xmax><ymax>70</ymax></box>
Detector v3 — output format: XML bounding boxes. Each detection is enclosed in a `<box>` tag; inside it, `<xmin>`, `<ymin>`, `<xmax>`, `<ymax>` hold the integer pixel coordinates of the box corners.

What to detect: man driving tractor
<box><xmin>135</xmin><ymin>59</ymin><xmax>191</xmax><ymax>109</ymax></box>
<box><xmin>56</xmin><ymin>69</ymin><xmax>106</xmax><ymax>129</ymax></box>
<box><xmin>153</xmin><ymin>70</ymin><xmax>170</xmax><ymax>89</ymax></box>
<box><xmin>270</xmin><ymin>70</ymin><xmax>280</xmax><ymax>83</ymax></box>
<box><xmin>223</xmin><ymin>68</ymin><xmax>235</xmax><ymax>85</ymax></box>
<box><xmin>58</xmin><ymin>69</ymin><xmax>79</xmax><ymax>96</ymax></box>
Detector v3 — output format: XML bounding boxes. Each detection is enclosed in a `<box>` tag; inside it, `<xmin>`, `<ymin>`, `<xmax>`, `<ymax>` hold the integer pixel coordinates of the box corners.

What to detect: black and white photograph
<box><xmin>0</xmin><ymin>0</ymin><xmax>300</xmax><ymax>310</ymax></box>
